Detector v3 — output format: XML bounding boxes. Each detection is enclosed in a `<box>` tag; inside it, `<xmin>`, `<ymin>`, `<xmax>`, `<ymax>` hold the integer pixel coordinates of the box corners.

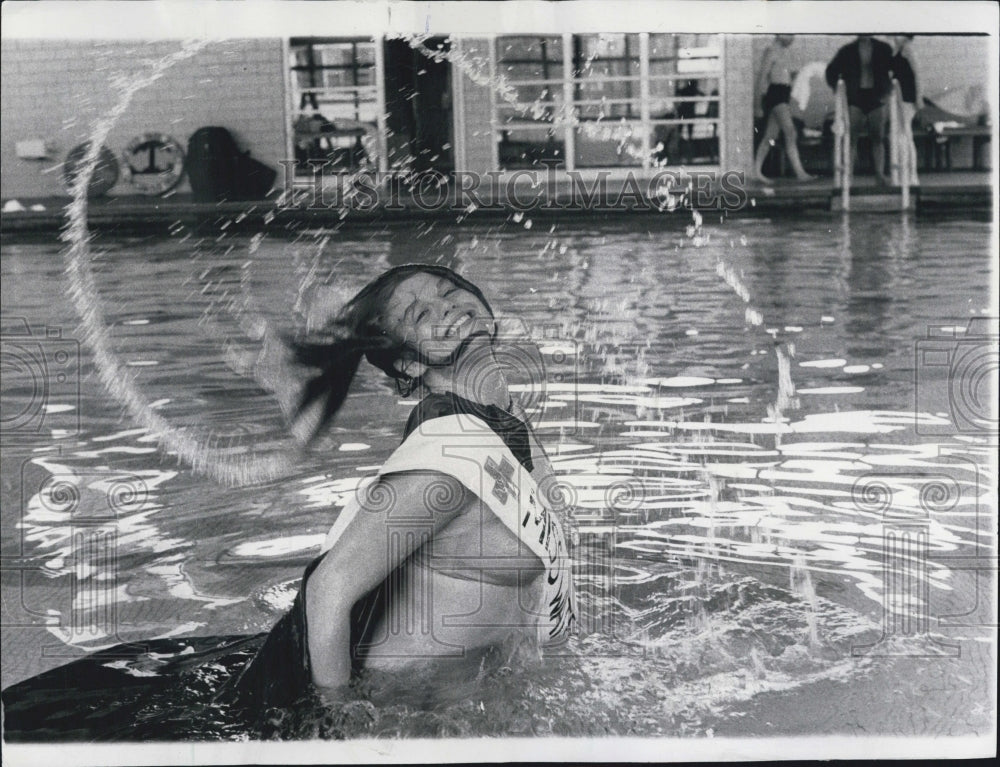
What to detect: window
<box><xmin>647</xmin><ymin>34</ymin><xmax>721</xmax><ymax>167</ymax></box>
<box><xmin>572</xmin><ymin>34</ymin><xmax>642</xmax><ymax>168</ymax></box>
<box><xmin>493</xmin><ymin>33</ymin><xmax>722</xmax><ymax>171</ymax></box>
<box><xmin>289</xmin><ymin>38</ymin><xmax>380</xmax><ymax>174</ymax></box>
<box><xmin>494</xmin><ymin>36</ymin><xmax>567</xmax><ymax>170</ymax></box>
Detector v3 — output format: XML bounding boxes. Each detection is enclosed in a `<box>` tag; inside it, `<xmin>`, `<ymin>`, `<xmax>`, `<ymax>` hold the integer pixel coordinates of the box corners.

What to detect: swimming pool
<box><xmin>1</xmin><ymin>211</ymin><xmax>995</xmax><ymax>739</ymax></box>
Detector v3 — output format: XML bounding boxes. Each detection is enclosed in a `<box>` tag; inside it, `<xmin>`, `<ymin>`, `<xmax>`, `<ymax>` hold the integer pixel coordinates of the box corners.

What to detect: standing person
<box><xmin>825</xmin><ymin>35</ymin><xmax>895</xmax><ymax>184</ymax></box>
<box><xmin>892</xmin><ymin>35</ymin><xmax>922</xmax><ymax>186</ymax></box>
<box><xmin>753</xmin><ymin>35</ymin><xmax>813</xmax><ymax>182</ymax></box>
<box><xmin>223</xmin><ymin>264</ymin><xmax>576</xmax><ymax>713</ymax></box>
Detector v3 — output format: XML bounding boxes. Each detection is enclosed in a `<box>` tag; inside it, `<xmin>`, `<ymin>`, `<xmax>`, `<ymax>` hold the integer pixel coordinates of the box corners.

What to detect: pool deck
<box><xmin>0</xmin><ymin>170</ymin><xmax>993</xmax><ymax>234</ymax></box>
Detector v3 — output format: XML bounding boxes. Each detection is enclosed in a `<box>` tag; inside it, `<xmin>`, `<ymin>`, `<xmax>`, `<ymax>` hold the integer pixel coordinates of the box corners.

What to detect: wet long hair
<box><xmin>287</xmin><ymin>264</ymin><xmax>494</xmax><ymax>444</ymax></box>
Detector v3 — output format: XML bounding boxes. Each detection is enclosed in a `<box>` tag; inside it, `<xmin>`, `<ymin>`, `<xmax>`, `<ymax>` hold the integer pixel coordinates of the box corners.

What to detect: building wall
<box><xmin>1</xmin><ymin>39</ymin><xmax>288</xmax><ymax>199</ymax></box>
<box><xmin>2</xmin><ymin>34</ymin><xmax>988</xmax><ymax>201</ymax></box>
<box><xmin>452</xmin><ymin>37</ymin><xmax>496</xmax><ymax>176</ymax></box>
<box><xmin>721</xmin><ymin>35</ymin><xmax>754</xmax><ymax>177</ymax></box>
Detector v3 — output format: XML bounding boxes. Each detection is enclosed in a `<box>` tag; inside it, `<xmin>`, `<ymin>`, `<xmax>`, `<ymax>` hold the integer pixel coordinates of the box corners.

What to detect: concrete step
<box><xmin>830</xmin><ymin>191</ymin><xmax>917</xmax><ymax>212</ymax></box>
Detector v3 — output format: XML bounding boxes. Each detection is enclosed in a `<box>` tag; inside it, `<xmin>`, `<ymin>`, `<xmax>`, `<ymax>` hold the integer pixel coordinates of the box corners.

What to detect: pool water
<box><xmin>1</xmin><ymin>211</ymin><xmax>995</xmax><ymax>739</ymax></box>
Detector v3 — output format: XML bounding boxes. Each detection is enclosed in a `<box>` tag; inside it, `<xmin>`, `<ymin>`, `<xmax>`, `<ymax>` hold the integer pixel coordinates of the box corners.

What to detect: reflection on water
<box><xmin>1</xmin><ymin>212</ymin><xmax>995</xmax><ymax>738</ymax></box>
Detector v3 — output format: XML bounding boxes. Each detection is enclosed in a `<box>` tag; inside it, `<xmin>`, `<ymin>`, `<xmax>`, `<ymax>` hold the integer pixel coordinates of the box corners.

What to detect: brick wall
<box><xmin>1</xmin><ymin>39</ymin><xmax>288</xmax><ymax>199</ymax></box>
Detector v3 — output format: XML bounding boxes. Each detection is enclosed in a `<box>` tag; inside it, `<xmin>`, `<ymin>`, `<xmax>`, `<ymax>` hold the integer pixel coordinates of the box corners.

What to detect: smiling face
<box><xmin>380</xmin><ymin>271</ymin><xmax>494</xmax><ymax>366</ymax></box>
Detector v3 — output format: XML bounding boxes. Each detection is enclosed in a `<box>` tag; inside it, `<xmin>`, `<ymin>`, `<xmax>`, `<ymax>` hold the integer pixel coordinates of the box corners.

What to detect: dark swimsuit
<box><xmin>762</xmin><ymin>83</ymin><xmax>791</xmax><ymax>117</ymax></box>
<box><xmin>852</xmin><ymin>87</ymin><xmax>885</xmax><ymax>114</ymax></box>
<box><xmin>219</xmin><ymin>393</ymin><xmax>537</xmax><ymax>715</ymax></box>
<box><xmin>826</xmin><ymin>38</ymin><xmax>894</xmax><ymax>116</ymax></box>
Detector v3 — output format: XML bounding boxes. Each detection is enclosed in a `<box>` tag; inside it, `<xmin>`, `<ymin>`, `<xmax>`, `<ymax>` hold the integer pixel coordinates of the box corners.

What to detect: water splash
<box><xmin>62</xmin><ymin>33</ymin><xmax>708</xmax><ymax>490</ymax></box>
<box><xmin>711</xmin><ymin>239</ymin><xmax>798</xmax><ymax>428</ymax></box>
<box><xmin>63</xmin><ymin>40</ymin><xmax>304</xmax><ymax>487</ymax></box>
<box><xmin>790</xmin><ymin>552</ymin><xmax>820</xmax><ymax>647</ymax></box>
<box><xmin>768</xmin><ymin>341</ymin><xmax>799</xmax><ymax>432</ymax></box>
<box><xmin>714</xmin><ymin>258</ymin><xmax>765</xmax><ymax>329</ymax></box>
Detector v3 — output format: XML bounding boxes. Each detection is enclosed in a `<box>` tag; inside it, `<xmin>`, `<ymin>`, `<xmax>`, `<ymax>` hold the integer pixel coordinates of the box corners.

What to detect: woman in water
<box><xmin>225</xmin><ymin>264</ymin><xmax>576</xmax><ymax>713</ymax></box>
<box><xmin>892</xmin><ymin>35</ymin><xmax>922</xmax><ymax>186</ymax></box>
<box><xmin>753</xmin><ymin>35</ymin><xmax>813</xmax><ymax>183</ymax></box>
<box><xmin>1</xmin><ymin>265</ymin><xmax>576</xmax><ymax>739</ymax></box>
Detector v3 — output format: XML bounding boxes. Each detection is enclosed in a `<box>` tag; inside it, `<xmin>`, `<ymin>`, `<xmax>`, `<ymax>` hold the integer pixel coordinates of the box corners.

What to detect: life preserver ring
<box><xmin>122</xmin><ymin>133</ymin><xmax>185</xmax><ymax>195</ymax></box>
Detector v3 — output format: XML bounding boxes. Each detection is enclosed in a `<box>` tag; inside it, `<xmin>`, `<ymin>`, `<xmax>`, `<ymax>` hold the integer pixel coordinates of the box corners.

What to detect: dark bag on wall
<box><xmin>234</xmin><ymin>154</ymin><xmax>278</xmax><ymax>202</ymax></box>
<box><xmin>186</xmin><ymin>127</ymin><xmax>276</xmax><ymax>202</ymax></box>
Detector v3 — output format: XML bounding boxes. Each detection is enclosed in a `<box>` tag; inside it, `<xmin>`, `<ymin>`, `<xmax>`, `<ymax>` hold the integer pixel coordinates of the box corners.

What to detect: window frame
<box><xmin>492</xmin><ymin>32</ymin><xmax>724</xmax><ymax>176</ymax></box>
<box><xmin>286</xmin><ymin>37</ymin><xmax>388</xmax><ymax>177</ymax></box>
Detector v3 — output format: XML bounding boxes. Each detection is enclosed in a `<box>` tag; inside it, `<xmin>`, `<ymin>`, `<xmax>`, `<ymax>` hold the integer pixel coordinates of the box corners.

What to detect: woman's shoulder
<box><xmin>402</xmin><ymin>393</ymin><xmax>463</xmax><ymax>440</ymax></box>
<box><xmin>399</xmin><ymin>393</ymin><xmax>536</xmax><ymax>473</ymax></box>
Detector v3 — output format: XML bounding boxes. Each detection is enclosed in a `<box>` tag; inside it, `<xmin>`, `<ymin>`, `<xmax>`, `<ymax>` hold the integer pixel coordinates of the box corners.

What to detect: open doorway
<box><xmin>383</xmin><ymin>37</ymin><xmax>454</xmax><ymax>173</ymax></box>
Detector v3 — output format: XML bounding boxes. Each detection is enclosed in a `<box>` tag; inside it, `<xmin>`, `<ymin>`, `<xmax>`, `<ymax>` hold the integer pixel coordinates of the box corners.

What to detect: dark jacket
<box><xmin>825</xmin><ymin>38</ymin><xmax>894</xmax><ymax>106</ymax></box>
<box><xmin>891</xmin><ymin>53</ymin><xmax>917</xmax><ymax>103</ymax></box>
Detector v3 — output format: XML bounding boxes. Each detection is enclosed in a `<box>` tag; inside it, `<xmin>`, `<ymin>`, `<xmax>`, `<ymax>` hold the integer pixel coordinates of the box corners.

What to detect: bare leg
<box><xmin>753</xmin><ymin>112</ymin><xmax>782</xmax><ymax>182</ymax></box>
<box><xmin>868</xmin><ymin>105</ymin><xmax>889</xmax><ymax>185</ymax></box>
<box><xmin>848</xmin><ymin>106</ymin><xmax>865</xmax><ymax>178</ymax></box>
<box><xmin>774</xmin><ymin>103</ymin><xmax>813</xmax><ymax>181</ymax></box>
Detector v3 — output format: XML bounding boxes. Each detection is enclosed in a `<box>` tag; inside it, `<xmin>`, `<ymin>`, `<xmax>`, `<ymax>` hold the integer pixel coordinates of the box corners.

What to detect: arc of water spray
<box><xmin>64</xmin><ymin>40</ymin><xmax>303</xmax><ymax>487</ymax></box>
<box><xmin>712</xmin><ymin>249</ymin><xmax>797</xmax><ymax>423</ymax></box>
<box><xmin>64</xmin><ymin>35</ymin><xmax>711</xmax><ymax>488</ymax></box>
<box><xmin>700</xmin><ymin>225</ymin><xmax>818</xmax><ymax>639</ymax></box>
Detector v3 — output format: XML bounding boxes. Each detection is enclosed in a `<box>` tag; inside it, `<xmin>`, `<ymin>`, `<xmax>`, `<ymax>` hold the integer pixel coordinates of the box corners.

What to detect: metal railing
<box><xmin>832</xmin><ymin>78</ymin><xmax>851</xmax><ymax>211</ymax></box>
<box><xmin>833</xmin><ymin>77</ymin><xmax>913</xmax><ymax>212</ymax></box>
<box><xmin>888</xmin><ymin>78</ymin><xmax>912</xmax><ymax>210</ymax></box>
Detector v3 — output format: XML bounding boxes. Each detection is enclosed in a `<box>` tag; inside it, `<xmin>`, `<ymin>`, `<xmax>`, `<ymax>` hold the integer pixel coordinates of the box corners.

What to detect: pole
<box><xmin>834</xmin><ymin>78</ymin><xmax>850</xmax><ymax>211</ymax></box>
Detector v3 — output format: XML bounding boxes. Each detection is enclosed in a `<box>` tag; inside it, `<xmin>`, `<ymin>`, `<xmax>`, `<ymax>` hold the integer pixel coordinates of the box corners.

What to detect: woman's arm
<box><xmin>304</xmin><ymin>470</ymin><xmax>469</xmax><ymax>694</ymax></box>
<box><xmin>909</xmin><ymin>49</ymin><xmax>924</xmax><ymax>109</ymax></box>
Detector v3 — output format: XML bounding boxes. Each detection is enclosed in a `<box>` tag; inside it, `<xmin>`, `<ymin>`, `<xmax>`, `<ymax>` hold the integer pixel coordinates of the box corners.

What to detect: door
<box><xmin>383</xmin><ymin>37</ymin><xmax>454</xmax><ymax>173</ymax></box>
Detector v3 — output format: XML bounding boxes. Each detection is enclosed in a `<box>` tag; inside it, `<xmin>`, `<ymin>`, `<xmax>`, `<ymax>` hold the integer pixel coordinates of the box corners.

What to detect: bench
<box><xmin>928</xmin><ymin>123</ymin><xmax>992</xmax><ymax>171</ymax></box>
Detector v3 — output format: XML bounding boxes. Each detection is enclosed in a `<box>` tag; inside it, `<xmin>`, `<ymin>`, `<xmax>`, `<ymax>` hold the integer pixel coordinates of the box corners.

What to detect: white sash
<box><xmin>323</xmin><ymin>412</ymin><xmax>576</xmax><ymax>641</ymax></box>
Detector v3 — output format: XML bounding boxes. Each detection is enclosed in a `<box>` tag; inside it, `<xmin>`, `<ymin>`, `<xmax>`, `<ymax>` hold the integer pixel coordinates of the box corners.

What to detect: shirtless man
<box><xmin>753</xmin><ymin>35</ymin><xmax>812</xmax><ymax>183</ymax></box>
<box><xmin>226</xmin><ymin>265</ymin><xmax>575</xmax><ymax>709</ymax></box>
